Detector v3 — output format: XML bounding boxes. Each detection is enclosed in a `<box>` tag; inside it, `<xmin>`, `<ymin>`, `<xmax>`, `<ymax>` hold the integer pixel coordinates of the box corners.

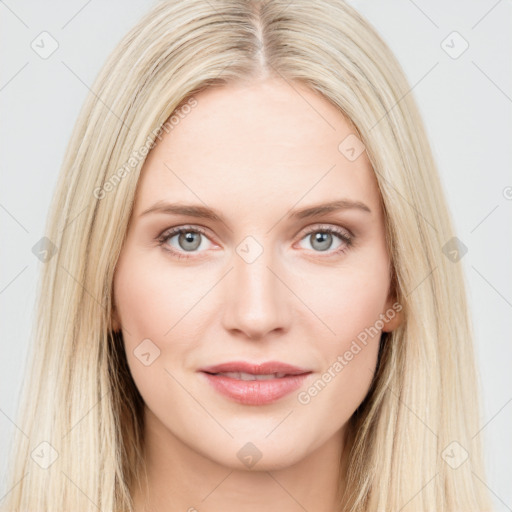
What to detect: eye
<box><xmin>157</xmin><ymin>224</ymin><xmax>354</xmax><ymax>261</ymax></box>
<box><xmin>157</xmin><ymin>226</ymin><xmax>214</xmax><ymax>260</ymax></box>
<box><xmin>297</xmin><ymin>225</ymin><xmax>353</xmax><ymax>256</ymax></box>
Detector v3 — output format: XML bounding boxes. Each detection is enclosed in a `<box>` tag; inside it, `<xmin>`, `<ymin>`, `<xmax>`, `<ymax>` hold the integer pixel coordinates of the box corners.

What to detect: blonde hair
<box><xmin>2</xmin><ymin>1</ymin><xmax>492</xmax><ymax>511</ymax></box>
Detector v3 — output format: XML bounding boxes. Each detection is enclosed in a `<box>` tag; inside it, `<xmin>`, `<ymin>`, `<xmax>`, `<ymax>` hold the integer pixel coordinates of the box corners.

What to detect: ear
<box><xmin>111</xmin><ymin>304</ymin><xmax>121</xmax><ymax>332</ymax></box>
<box><xmin>382</xmin><ymin>294</ymin><xmax>404</xmax><ymax>333</ymax></box>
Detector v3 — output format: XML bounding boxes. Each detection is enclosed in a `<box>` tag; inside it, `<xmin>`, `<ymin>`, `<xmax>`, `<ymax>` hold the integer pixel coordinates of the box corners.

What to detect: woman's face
<box><xmin>112</xmin><ymin>77</ymin><xmax>401</xmax><ymax>471</ymax></box>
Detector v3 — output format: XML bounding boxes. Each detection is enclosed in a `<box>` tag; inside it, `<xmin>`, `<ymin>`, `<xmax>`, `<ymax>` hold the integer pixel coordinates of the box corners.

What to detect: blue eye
<box><xmin>298</xmin><ymin>226</ymin><xmax>353</xmax><ymax>255</ymax></box>
<box><xmin>157</xmin><ymin>226</ymin><xmax>212</xmax><ymax>260</ymax></box>
<box><xmin>157</xmin><ymin>224</ymin><xmax>353</xmax><ymax>260</ymax></box>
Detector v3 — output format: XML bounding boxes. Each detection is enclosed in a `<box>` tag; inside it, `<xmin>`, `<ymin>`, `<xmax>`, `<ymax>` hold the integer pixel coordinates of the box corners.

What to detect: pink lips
<box><xmin>199</xmin><ymin>361</ymin><xmax>312</xmax><ymax>405</ymax></box>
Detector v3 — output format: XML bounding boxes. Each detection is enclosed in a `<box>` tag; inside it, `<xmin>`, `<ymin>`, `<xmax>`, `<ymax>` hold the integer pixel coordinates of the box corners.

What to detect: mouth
<box><xmin>198</xmin><ymin>361</ymin><xmax>312</xmax><ymax>405</ymax></box>
<box><xmin>205</xmin><ymin>371</ymin><xmax>297</xmax><ymax>380</ymax></box>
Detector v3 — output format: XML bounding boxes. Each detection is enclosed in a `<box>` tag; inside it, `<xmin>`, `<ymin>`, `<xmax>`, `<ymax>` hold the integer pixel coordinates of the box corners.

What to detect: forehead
<box><xmin>133</xmin><ymin>78</ymin><xmax>380</xmax><ymax>218</ymax></box>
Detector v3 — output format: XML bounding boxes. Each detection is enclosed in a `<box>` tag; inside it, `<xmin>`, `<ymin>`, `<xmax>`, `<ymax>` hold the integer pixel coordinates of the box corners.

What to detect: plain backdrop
<box><xmin>1</xmin><ymin>0</ymin><xmax>511</xmax><ymax>509</ymax></box>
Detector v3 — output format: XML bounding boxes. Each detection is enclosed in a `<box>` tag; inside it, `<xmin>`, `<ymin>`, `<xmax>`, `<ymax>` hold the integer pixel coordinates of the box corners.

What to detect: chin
<box><xmin>202</xmin><ymin>434</ymin><xmax>311</xmax><ymax>472</ymax></box>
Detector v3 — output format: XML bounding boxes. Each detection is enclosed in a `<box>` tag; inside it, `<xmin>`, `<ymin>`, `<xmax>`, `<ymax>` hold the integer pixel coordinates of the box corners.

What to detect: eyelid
<box><xmin>158</xmin><ymin>223</ymin><xmax>352</xmax><ymax>243</ymax></box>
<box><xmin>294</xmin><ymin>223</ymin><xmax>353</xmax><ymax>254</ymax></box>
<box><xmin>298</xmin><ymin>222</ymin><xmax>353</xmax><ymax>239</ymax></box>
<box><xmin>157</xmin><ymin>222</ymin><xmax>354</xmax><ymax>259</ymax></box>
<box><xmin>158</xmin><ymin>224</ymin><xmax>213</xmax><ymax>241</ymax></box>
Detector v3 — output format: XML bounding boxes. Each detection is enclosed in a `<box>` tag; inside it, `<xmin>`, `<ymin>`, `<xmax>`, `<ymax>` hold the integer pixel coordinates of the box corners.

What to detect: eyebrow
<box><xmin>139</xmin><ymin>198</ymin><xmax>371</xmax><ymax>221</ymax></box>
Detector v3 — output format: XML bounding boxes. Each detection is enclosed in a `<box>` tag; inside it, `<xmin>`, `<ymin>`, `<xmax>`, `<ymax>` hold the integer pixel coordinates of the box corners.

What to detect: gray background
<box><xmin>1</xmin><ymin>0</ymin><xmax>511</xmax><ymax>509</ymax></box>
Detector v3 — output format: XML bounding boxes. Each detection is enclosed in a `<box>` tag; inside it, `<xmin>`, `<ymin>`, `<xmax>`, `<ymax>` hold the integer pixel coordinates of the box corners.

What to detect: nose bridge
<box><xmin>221</xmin><ymin>234</ymin><xmax>289</xmax><ymax>338</ymax></box>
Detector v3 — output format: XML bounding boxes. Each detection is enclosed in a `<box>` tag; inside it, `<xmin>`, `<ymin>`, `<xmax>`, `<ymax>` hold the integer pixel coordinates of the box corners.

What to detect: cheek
<box><xmin>112</xmin><ymin>252</ymin><xmax>187</xmax><ymax>412</ymax></box>
<box><xmin>113</xmin><ymin>260</ymin><xmax>163</xmax><ymax>339</ymax></box>
<box><xmin>299</xmin><ymin>282</ymin><xmax>385</xmax><ymax>424</ymax></box>
<box><xmin>296</xmin><ymin>252</ymin><xmax>390</xmax><ymax>413</ymax></box>
<box><xmin>307</xmin><ymin>258</ymin><xmax>391</xmax><ymax>345</ymax></box>
<box><xmin>113</xmin><ymin>249</ymin><xmax>204</xmax><ymax>342</ymax></box>
<box><xmin>112</xmin><ymin>248</ymin><xmax>212</xmax><ymax>392</ymax></box>
<box><xmin>323</xmin><ymin>273</ymin><xmax>384</xmax><ymax>388</ymax></box>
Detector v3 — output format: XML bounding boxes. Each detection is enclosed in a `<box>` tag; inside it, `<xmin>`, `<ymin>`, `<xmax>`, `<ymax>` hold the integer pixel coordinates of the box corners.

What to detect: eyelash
<box><xmin>156</xmin><ymin>224</ymin><xmax>353</xmax><ymax>260</ymax></box>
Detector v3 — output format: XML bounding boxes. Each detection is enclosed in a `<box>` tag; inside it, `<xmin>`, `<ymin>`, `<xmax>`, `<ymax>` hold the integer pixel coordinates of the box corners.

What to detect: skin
<box><xmin>111</xmin><ymin>76</ymin><xmax>403</xmax><ymax>512</ymax></box>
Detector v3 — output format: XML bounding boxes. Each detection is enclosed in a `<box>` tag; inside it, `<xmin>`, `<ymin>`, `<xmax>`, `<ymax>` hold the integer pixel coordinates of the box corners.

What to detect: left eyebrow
<box><xmin>289</xmin><ymin>199</ymin><xmax>371</xmax><ymax>219</ymax></box>
<box><xmin>138</xmin><ymin>198</ymin><xmax>371</xmax><ymax>222</ymax></box>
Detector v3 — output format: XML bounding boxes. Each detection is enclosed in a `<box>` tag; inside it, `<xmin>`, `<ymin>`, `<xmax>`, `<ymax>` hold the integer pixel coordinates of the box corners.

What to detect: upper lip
<box><xmin>199</xmin><ymin>361</ymin><xmax>311</xmax><ymax>376</ymax></box>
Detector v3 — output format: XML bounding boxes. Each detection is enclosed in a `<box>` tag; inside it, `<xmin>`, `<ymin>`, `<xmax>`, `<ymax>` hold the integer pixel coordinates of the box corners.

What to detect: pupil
<box><xmin>313</xmin><ymin>232</ymin><xmax>331</xmax><ymax>251</ymax></box>
<box><xmin>180</xmin><ymin>231</ymin><xmax>200</xmax><ymax>251</ymax></box>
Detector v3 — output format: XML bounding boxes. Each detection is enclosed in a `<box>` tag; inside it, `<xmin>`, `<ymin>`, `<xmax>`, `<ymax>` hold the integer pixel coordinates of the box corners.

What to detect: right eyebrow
<box><xmin>139</xmin><ymin>201</ymin><xmax>223</xmax><ymax>222</ymax></box>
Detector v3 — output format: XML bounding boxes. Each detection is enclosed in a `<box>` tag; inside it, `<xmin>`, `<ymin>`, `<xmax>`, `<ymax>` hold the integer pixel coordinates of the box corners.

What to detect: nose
<box><xmin>221</xmin><ymin>241</ymin><xmax>291</xmax><ymax>340</ymax></box>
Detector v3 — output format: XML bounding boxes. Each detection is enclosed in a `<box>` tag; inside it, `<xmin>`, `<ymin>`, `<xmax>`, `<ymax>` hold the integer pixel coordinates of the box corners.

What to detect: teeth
<box><xmin>216</xmin><ymin>371</ymin><xmax>287</xmax><ymax>380</ymax></box>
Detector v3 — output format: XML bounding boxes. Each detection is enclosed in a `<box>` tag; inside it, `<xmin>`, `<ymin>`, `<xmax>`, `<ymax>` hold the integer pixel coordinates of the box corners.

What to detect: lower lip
<box><xmin>200</xmin><ymin>372</ymin><xmax>311</xmax><ymax>405</ymax></box>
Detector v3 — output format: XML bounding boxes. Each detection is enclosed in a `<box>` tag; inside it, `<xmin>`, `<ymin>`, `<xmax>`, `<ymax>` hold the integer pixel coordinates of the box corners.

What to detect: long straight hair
<box><xmin>2</xmin><ymin>1</ymin><xmax>492</xmax><ymax>510</ymax></box>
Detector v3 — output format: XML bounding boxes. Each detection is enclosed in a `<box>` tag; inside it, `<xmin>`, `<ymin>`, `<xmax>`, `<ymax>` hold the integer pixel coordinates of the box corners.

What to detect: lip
<box><xmin>198</xmin><ymin>360</ymin><xmax>312</xmax><ymax>405</ymax></box>
<box><xmin>200</xmin><ymin>360</ymin><xmax>310</xmax><ymax>375</ymax></box>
